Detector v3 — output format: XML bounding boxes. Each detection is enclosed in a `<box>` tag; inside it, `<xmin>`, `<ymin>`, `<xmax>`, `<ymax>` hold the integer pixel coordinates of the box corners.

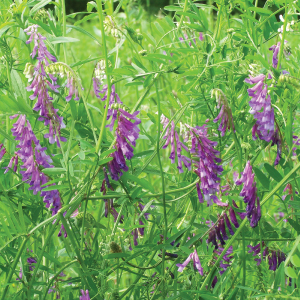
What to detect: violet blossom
<box><xmin>8</xmin><ymin>114</ymin><xmax>62</xmax><ymax>216</ymax></box>
<box><xmin>176</xmin><ymin>249</ymin><xmax>203</xmax><ymax>275</ymax></box>
<box><xmin>271</xmin><ymin>126</ymin><xmax>282</xmax><ymax>166</ymax></box>
<box><xmin>185</xmin><ymin>124</ymin><xmax>226</xmax><ymax>207</ymax></box>
<box><xmin>211</xmin><ymin>246</ymin><xmax>234</xmax><ymax>288</ymax></box>
<box><xmin>269</xmin><ymin>42</ymin><xmax>281</xmax><ymax>68</ymax></box>
<box><xmin>212</xmin><ymin>89</ymin><xmax>235</xmax><ymax>136</ymax></box>
<box><xmin>24</xmin><ymin>25</ymin><xmax>66</xmax><ymax>147</ymax></box>
<box><xmin>161</xmin><ymin>115</ymin><xmax>191</xmax><ymax>173</ymax></box>
<box><xmin>80</xmin><ymin>290</ymin><xmax>90</xmax><ymax>300</ymax></box>
<box><xmin>236</xmin><ymin>161</ymin><xmax>261</xmax><ymax>228</ymax></box>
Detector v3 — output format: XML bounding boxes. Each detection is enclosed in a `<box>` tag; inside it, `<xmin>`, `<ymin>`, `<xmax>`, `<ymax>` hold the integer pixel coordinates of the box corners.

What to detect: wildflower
<box><xmin>271</xmin><ymin>126</ymin><xmax>282</xmax><ymax>166</ymax></box>
<box><xmin>4</xmin><ymin>154</ymin><xmax>18</xmax><ymax>173</ymax></box>
<box><xmin>212</xmin><ymin>89</ymin><xmax>235</xmax><ymax>136</ymax></box>
<box><xmin>282</xmin><ymin>183</ymin><xmax>298</xmax><ymax>201</ymax></box>
<box><xmin>8</xmin><ymin>115</ymin><xmax>62</xmax><ymax>216</ymax></box>
<box><xmin>185</xmin><ymin>124</ymin><xmax>226</xmax><ymax>206</ymax></box>
<box><xmin>24</xmin><ymin>25</ymin><xmax>66</xmax><ymax>147</ymax></box>
<box><xmin>80</xmin><ymin>290</ymin><xmax>90</xmax><ymax>300</ymax></box>
<box><xmin>292</xmin><ymin>135</ymin><xmax>300</xmax><ymax>156</ymax></box>
<box><xmin>161</xmin><ymin>115</ymin><xmax>191</xmax><ymax>173</ymax></box>
<box><xmin>269</xmin><ymin>42</ymin><xmax>281</xmax><ymax>68</ymax></box>
<box><xmin>211</xmin><ymin>246</ymin><xmax>234</xmax><ymax>288</ymax></box>
<box><xmin>27</xmin><ymin>257</ymin><xmax>37</xmax><ymax>271</ymax></box>
<box><xmin>176</xmin><ymin>249</ymin><xmax>203</xmax><ymax>275</ymax></box>
<box><xmin>236</xmin><ymin>161</ymin><xmax>261</xmax><ymax>227</ymax></box>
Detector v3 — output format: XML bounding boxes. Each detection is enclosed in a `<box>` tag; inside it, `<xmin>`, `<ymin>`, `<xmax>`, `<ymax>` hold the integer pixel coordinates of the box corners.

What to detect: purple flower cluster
<box><xmin>8</xmin><ymin>115</ymin><xmax>62</xmax><ymax>215</ymax></box>
<box><xmin>185</xmin><ymin>124</ymin><xmax>225</xmax><ymax>207</ymax></box>
<box><xmin>24</xmin><ymin>25</ymin><xmax>66</xmax><ymax>147</ymax></box>
<box><xmin>271</xmin><ymin>126</ymin><xmax>282</xmax><ymax>166</ymax></box>
<box><xmin>80</xmin><ymin>290</ymin><xmax>90</xmax><ymax>300</ymax></box>
<box><xmin>211</xmin><ymin>246</ymin><xmax>234</xmax><ymax>288</ymax></box>
<box><xmin>179</xmin><ymin>32</ymin><xmax>204</xmax><ymax>46</ymax></box>
<box><xmin>16</xmin><ymin>257</ymin><xmax>37</xmax><ymax>281</ymax></box>
<box><xmin>93</xmin><ymin>61</ymin><xmax>140</xmax><ymax>181</ymax></box>
<box><xmin>108</xmin><ymin>108</ymin><xmax>141</xmax><ymax>181</ymax></box>
<box><xmin>248</xmin><ymin>242</ymin><xmax>286</xmax><ymax>271</ymax></box>
<box><xmin>269</xmin><ymin>42</ymin><xmax>281</xmax><ymax>68</ymax></box>
<box><xmin>176</xmin><ymin>249</ymin><xmax>203</xmax><ymax>275</ymax></box>
<box><xmin>212</xmin><ymin>89</ymin><xmax>235</xmax><ymax>136</ymax></box>
<box><xmin>161</xmin><ymin>115</ymin><xmax>191</xmax><ymax>173</ymax></box>
<box><xmin>245</xmin><ymin>74</ymin><xmax>274</xmax><ymax>142</ymax></box>
<box><xmin>207</xmin><ymin>206</ymin><xmax>244</xmax><ymax>249</ymax></box>
<box><xmin>236</xmin><ymin>161</ymin><xmax>261</xmax><ymax>228</ymax></box>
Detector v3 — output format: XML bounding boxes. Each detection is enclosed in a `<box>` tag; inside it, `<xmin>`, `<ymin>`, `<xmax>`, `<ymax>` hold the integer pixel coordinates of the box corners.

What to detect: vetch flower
<box><xmin>211</xmin><ymin>245</ymin><xmax>234</xmax><ymax>288</ymax></box>
<box><xmin>176</xmin><ymin>249</ymin><xmax>203</xmax><ymax>275</ymax></box>
<box><xmin>185</xmin><ymin>124</ymin><xmax>226</xmax><ymax>207</ymax></box>
<box><xmin>212</xmin><ymin>89</ymin><xmax>235</xmax><ymax>136</ymax></box>
<box><xmin>24</xmin><ymin>25</ymin><xmax>66</xmax><ymax>147</ymax></box>
<box><xmin>269</xmin><ymin>42</ymin><xmax>281</xmax><ymax>68</ymax></box>
<box><xmin>236</xmin><ymin>161</ymin><xmax>261</xmax><ymax>228</ymax></box>
<box><xmin>8</xmin><ymin>115</ymin><xmax>62</xmax><ymax>216</ymax></box>
<box><xmin>271</xmin><ymin>126</ymin><xmax>282</xmax><ymax>166</ymax></box>
<box><xmin>245</xmin><ymin>74</ymin><xmax>274</xmax><ymax>142</ymax></box>
<box><xmin>27</xmin><ymin>257</ymin><xmax>37</xmax><ymax>271</ymax></box>
<box><xmin>80</xmin><ymin>290</ymin><xmax>90</xmax><ymax>300</ymax></box>
<box><xmin>161</xmin><ymin>115</ymin><xmax>191</xmax><ymax>173</ymax></box>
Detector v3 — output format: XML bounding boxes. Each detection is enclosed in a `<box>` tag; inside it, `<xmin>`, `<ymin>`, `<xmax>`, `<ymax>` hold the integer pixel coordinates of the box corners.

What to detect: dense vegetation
<box><xmin>1</xmin><ymin>0</ymin><xmax>300</xmax><ymax>299</ymax></box>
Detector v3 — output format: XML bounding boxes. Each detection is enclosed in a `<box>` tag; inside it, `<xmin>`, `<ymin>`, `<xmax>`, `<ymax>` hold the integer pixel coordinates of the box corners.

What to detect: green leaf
<box><xmin>245</xmin><ymin>55</ymin><xmax>270</xmax><ymax>70</ymax></box>
<box><xmin>67</xmin><ymin>25</ymin><xmax>100</xmax><ymax>45</ymax></box>
<box><xmin>291</xmin><ymin>254</ymin><xmax>300</xmax><ymax>268</ymax></box>
<box><xmin>42</xmin><ymin>185</ymin><xmax>69</xmax><ymax>192</ymax></box>
<box><xmin>49</xmin><ymin>37</ymin><xmax>80</xmax><ymax>44</ymax></box>
<box><xmin>74</xmin><ymin>13</ymin><xmax>98</xmax><ymax>26</ymax></box>
<box><xmin>125</xmin><ymin>173</ymin><xmax>155</xmax><ymax>193</ymax></box>
<box><xmin>10</xmin><ymin>70</ymin><xmax>26</xmax><ymax>100</ymax></box>
<box><xmin>98</xmin><ymin>157</ymin><xmax>114</xmax><ymax>165</ymax></box>
<box><xmin>264</xmin><ymin>163</ymin><xmax>283</xmax><ymax>182</ymax></box>
<box><xmin>30</xmin><ymin>0</ymin><xmax>52</xmax><ymax>15</ymax></box>
<box><xmin>103</xmin><ymin>253</ymin><xmax>130</xmax><ymax>259</ymax></box>
<box><xmin>287</xmin><ymin>218</ymin><xmax>300</xmax><ymax>234</ymax></box>
<box><xmin>248</xmin><ymin>7</ymin><xmax>272</xmax><ymax>16</ymax></box>
<box><xmin>100</xmin><ymin>149</ymin><xmax>116</xmax><ymax>158</ymax></box>
<box><xmin>286</xmin><ymin>108</ymin><xmax>293</xmax><ymax>150</ymax></box>
<box><xmin>42</xmin><ymin>168</ymin><xmax>66</xmax><ymax>175</ymax></box>
<box><xmin>138</xmin><ymin>200</ymin><xmax>154</xmax><ymax>219</ymax></box>
<box><xmin>253</xmin><ymin>167</ymin><xmax>270</xmax><ymax>190</ymax></box>
<box><xmin>164</xmin><ymin>5</ymin><xmax>183</xmax><ymax>12</ymax></box>
<box><xmin>285</xmin><ymin>266</ymin><xmax>297</xmax><ymax>279</ymax></box>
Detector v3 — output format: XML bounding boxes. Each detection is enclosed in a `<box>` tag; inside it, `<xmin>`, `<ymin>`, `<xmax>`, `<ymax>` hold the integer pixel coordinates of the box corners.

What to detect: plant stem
<box><xmin>154</xmin><ymin>79</ymin><xmax>167</xmax><ymax>297</ymax></box>
<box><xmin>95</xmin><ymin>0</ymin><xmax>112</xmax><ymax>154</ymax></box>
<box><xmin>177</xmin><ymin>0</ymin><xmax>188</xmax><ymax>31</ymax></box>
<box><xmin>61</xmin><ymin>0</ymin><xmax>68</xmax><ymax>64</ymax></box>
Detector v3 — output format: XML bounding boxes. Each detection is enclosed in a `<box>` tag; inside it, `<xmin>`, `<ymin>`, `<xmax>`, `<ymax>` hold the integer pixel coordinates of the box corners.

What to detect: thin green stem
<box><xmin>241</xmin><ymin>231</ymin><xmax>246</xmax><ymax>299</ymax></box>
<box><xmin>154</xmin><ymin>79</ymin><xmax>167</xmax><ymax>297</ymax></box>
<box><xmin>177</xmin><ymin>0</ymin><xmax>188</xmax><ymax>32</ymax></box>
<box><xmin>61</xmin><ymin>0</ymin><xmax>67</xmax><ymax>64</ymax></box>
<box><xmin>95</xmin><ymin>0</ymin><xmax>112</xmax><ymax>154</ymax></box>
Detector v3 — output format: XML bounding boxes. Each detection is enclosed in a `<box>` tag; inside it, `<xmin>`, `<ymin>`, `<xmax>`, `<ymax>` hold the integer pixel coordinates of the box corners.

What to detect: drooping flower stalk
<box><xmin>185</xmin><ymin>124</ymin><xmax>226</xmax><ymax>207</ymax></box>
<box><xmin>93</xmin><ymin>61</ymin><xmax>140</xmax><ymax>181</ymax></box>
<box><xmin>176</xmin><ymin>248</ymin><xmax>203</xmax><ymax>275</ymax></box>
<box><xmin>161</xmin><ymin>115</ymin><xmax>191</xmax><ymax>173</ymax></box>
<box><xmin>24</xmin><ymin>25</ymin><xmax>66</xmax><ymax>147</ymax></box>
<box><xmin>211</xmin><ymin>245</ymin><xmax>234</xmax><ymax>288</ymax></box>
<box><xmin>236</xmin><ymin>161</ymin><xmax>261</xmax><ymax>228</ymax></box>
<box><xmin>8</xmin><ymin>114</ymin><xmax>62</xmax><ymax>216</ymax></box>
<box><xmin>212</xmin><ymin>89</ymin><xmax>235</xmax><ymax>136</ymax></box>
<box><xmin>245</xmin><ymin>74</ymin><xmax>274</xmax><ymax>142</ymax></box>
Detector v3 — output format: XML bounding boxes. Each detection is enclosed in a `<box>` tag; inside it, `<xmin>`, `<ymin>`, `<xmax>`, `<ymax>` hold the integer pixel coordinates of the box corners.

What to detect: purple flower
<box><xmin>107</xmin><ymin>109</ymin><xmax>140</xmax><ymax>181</ymax></box>
<box><xmin>24</xmin><ymin>25</ymin><xmax>66</xmax><ymax>147</ymax></box>
<box><xmin>8</xmin><ymin>115</ymin><xmax>62</xmax><ymax>216</ymax></box>
<box><xmin>236</xmin><ymin>161</ymin><xmax>261</xmax><ymax>228</ymax></box>
<box><xmin>185</xmin><ymin>124</ymin><xmax>226</xmax><ymax>207</ymax></box>
<box><xmin>0</xmin><ymin>144</ymin><xmax>6</xmax><ymax>160</ymax></box>
<box><xmin>80</xmin><ymin>290</ymin><xmax>90</xmax><ymax>300</ymax></box>
<box><xmin>16</xmin><ymin>268</ymin><xmax>23</xmax><ymax>281</ymax></box>
<box><xmin>212</xmin><ymin>89</ymin><xmax>235</xmax><ymax>136</ymax></box>
<box><xmin>161</xmin><ymin>115</ymin><xmax>191</xmax><ymax>173</ymax></box>
<box><xmin>4</xmin><ymin>154</ymin><xmax>18</xmax><ymax>174</ymax></box>
<box><xmin>27</xmin><ymin>257</ymin><xmax>37</xmax><ymax>271</ymax></box>
<box><xmin>211</xmin><ymin>245</ymin><xmax>234</xmax><ymax>288</ymax></box>
<box><xmin>271</xmin><ymin>126</ymin><xmax>282</xmax><ymax>166</ymax></box>
<box><xmin>292</xmin><ymin>135</ymin><xmax>300</xmax><ymax>156</ymax></box>
<box><xmin>176</xmin><ymin>249</ymin><xmax>203</xmax><ymax>275</ymax></box>
<box><xmin>269</xmin><ymin>42</ymin><xmax>281</xmax><ymax>68</ymax></box>
<box><xmin>245</xmin><ymin>74</ymin><xmax>274</xmax><ymax>142</ymax></box>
